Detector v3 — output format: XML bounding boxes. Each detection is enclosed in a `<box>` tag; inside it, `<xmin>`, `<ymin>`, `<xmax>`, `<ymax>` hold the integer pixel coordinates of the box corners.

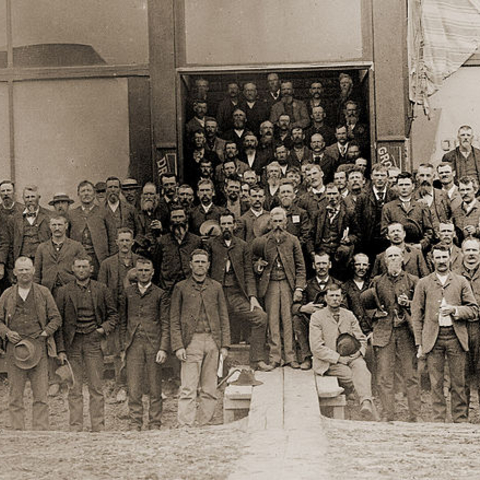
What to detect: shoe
<box><xmin>289</xmin><ymin>361</ymin><xmax>301</xmax><ymax>369</ymax></box>
<box><xmin>360</xmin><ymin>399</ymin><xmax>378</xmax><ymax>421</ymax></box>
<box><xmin>116</xmin><ymin>388</ymin><xmax>127</xmax><ymax>403</ymax></box>
<box><xmin>256</xmin><ymin>361</ymin><xmax>274</xmax><ymax>372</ymax></box>
<box><xmin>269</xmin><ymin>362</ymin><xmax>281</xmax><ymax>369</ymax></box>
<box><xmin>300</xmin><ymin>359</ymin><xmax>312</xmax><ymax>370</ymax></box>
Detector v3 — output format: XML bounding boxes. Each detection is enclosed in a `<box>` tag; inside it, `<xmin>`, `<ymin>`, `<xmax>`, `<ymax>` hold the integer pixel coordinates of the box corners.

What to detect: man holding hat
<box><xmin>0</xmin><ymin>256</ymin><xmax>62</xmax><ymax>430</ymax></box>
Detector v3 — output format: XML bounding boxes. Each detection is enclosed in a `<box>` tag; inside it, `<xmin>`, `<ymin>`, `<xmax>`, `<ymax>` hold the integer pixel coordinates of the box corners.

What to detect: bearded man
<box><xmin>252</xmin><ymin>207</ymin><xmax>306</xmax><ymax>368</ymax></box>
<box><xmin>152</xmin><ymin>204</ymin><xmax>203</xmax><ymax>292</ymax></box>
<box><xmin>137</xmin><ymin>182</ymin><xmax>165</xmax><ymax>243</ymax></box>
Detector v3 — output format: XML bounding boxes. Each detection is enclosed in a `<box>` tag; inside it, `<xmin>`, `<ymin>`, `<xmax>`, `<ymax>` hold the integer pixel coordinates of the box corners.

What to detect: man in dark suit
<box><xmin>413</xmin><ymin>164</ymin><xmax>452</xmax><ymax>233</ymax></box>
<box><xmin>292</xmin><ymin>252</ymin><xmax>339</xmax><ymax>370</ymax></box>
<box><xmin>103</xmin><ymin>176</ymin><xmax>140</xmax><ymax>243</ymax></box>
<box><xmin>68</xmin><ymin>180</ymin><xmax>116</xmax><ymax>277</ymax></box>
<box><xmin>263</xmin><ymin>73</ymin><xmax>281</xmax><ymax>113</ymax></box>
<box><xmin>208</xmin><ymin>212</ymin><xmax>270</xmax><ymax>371</ymax></box>
<box><xmin>308</xmin><ymin>133</ymin><xmax>336</xmax><ymax>184</ymax></box>
<box><xmin>325</xmin><ymin>125</ymin><xmax>350</xmax><ymax>165</ymax></box>
<box><xmin>237</xmin><ymin>185</ymin><xmax>270</xmax><ymax>243</ymax></box>
<box><xmin>120</xmin><ymin>257</ymin><xmax>170</xmax><ymax>431</ymax></box>
<box><xmin>412</xmin><ymin>245</ymin><xmax>479</xmax><ymax>423</ymax></box>
<box><xmin>240</xmin><ymin>82</ymin><xmax>268</xmax><ymax>136</ymax></box>
<box><xmin>442</xmin><ymin>125</ymin><xmax>480</xmax><ymax>186</ymax></box>
<box><xmin>270</xmin><ymin>81</ymin><xmax>310</xmax><ymax>129</ymax></box>
<box><xmin>34</xmin><ymin>214</ymin><xmax>86</xmax><ymax>295</ymax></box>
<box><xmin>305</xmin><ymin>106</ymin><xmax>336</xmax><ymax>146</ymax></box>
<box><xmin>252</xmin><ymin>208</ymin><xmax>306</xmax><ymax>368</ymax></box>
<box><xmin>381</xmin><ymin>172</ymin><xmax>434</xmax><ymax>252</ymax></box>
<box><xmin>153</xmin><ymin>205</ymin><xmax>203</xmax><ymax>292</ymax></box>
<box><xmin>216</xmin><ymin>82</ymin><xmax>241</xmax><ymax>133</ymax></box>
<box><xmin>437</xmin><ymin>162</ymin><xmax>462</xmax><ymax>212</ymax></box>
<box><xmin>0</xmin><ymin>185</ymin><xmax>51</xmax><ymax>285</ymax></box>
<box><xmin>189</xmin><ymin>179</ymin><xmax>225</xmax><ymax>235</ymax></box>
<box><xmin>354</xmin><ymin>163</ymin><xmax>397</xmax><ymax>261</ymax></box>
<box><xmin>288</xmin><ymin>127</ymin><xmax>313</xmax><ymax>167</ymax></box>
<box><xmin>366</xmin><ymin>246</ymin><xmax>420</xmax><ymax>422</ymax></box>
<box><xmin>0</xmin><ymin>180</ymin><xmax>24</xmax><ymax>217</ymax></box>
<box><xmin>221</xmin><ymin>108</ymin><xmax>248</xmax><ymax>153</ymax></box>
<box><xmin>170</xmin><ymin>249</ymin><xmax>230</xmax><ymax>426</ymax></box>
<box><xmin>297</xmin><ymin>164</ymin><xmax>327</xmax><ymax>215</ymax></box>
<box><xmin>452</xmin><ymin>176</ymin><xmax>480</xmax><ymax>245</ymax></box>
<box><xmin>98</xmin><ymin>227</ymin><xmax>139</xmax><ymax>401</ymax></box>
<box><xmin>55</xmin><ymin>254</ymin><xmax>118</xmax><ymax>432</ymax></box>
<box><xmin>238</xmin><ymin>132</ymin><xmax>270</xmax><ymax>178</ymax></box>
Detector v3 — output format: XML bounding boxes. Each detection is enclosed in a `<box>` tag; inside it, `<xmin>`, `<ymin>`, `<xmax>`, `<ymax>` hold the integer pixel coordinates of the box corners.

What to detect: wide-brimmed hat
<box><xmin>13</xmin><ymin>338</ymin><xmax>43</xmax><ymax>370</ymax></box>
<box><xmin>199</xmin><ymin>220</ymin><xmax>221</xmax><ymax>237</ymax></box>
<box><xmin>121</xmin><ymin>178</ymin><xmax>141</xmax><ymax>190</ymax></box>
<box><xmin>230</xmin><ymin>370</ymin><xmax>263</xmax><ymax>387</ymax></box>
<box><xmin>48</xmin><ymin>192</ymin><xmax>74</xmax><ymax>206</ymax></box>
<box><xmin>336</xmin><ymin>333</ymin><xmax>361</xmax><ymax>357</ymax></box>
<box><xmin>54</xmin><ymin>360</ymin><xmax>75</xmax><ymax>388</ymax></box>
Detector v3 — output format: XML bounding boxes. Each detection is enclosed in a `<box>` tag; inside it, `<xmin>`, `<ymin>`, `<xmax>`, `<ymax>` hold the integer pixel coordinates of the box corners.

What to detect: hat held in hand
<box><xmin>13</xmin><ymin>338</ymin><xmax>43</xmax><ymax>370</ymax></box>
<box><xmin>336</xmin><ymin>333</ymin><xmax>361</xmax><ymax>357</ymax></box>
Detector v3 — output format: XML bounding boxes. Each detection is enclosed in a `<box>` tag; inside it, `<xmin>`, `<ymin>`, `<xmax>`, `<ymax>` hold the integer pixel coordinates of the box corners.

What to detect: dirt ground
<box><xmin>0</xmin><ymin>375</ymin><xmax>247</xmax><ymax>480</ymax></box>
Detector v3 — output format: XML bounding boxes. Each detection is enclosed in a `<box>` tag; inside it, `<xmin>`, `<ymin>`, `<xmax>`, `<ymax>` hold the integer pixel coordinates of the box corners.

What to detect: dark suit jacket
<box><xmin>170</xmin><ymin>276</ymin><xmax>231</xmax><ymax>351</ymax></box>
<box><xmin>307</xmin><ymin>203</ymin><xmax>357</xmax><ymax>257</ymax></box>
<box><xmin>240</xmin><ymin>100</ymin><xmax>269</xmax><ymax>135</ymax></box>
<box><xmin>55</xmin><ymin>279</ymin><xmax>118</xmax><ymax>353</ymax></box>
<box><xmin>342</xmin><ymin>277</ymin><xmax>372</xmax><ymax>334</ymax></box>
<box><xmin>270</xmin><ymin>99</ymin><xmax>310</xmax><ymax>129</ymax></box>
<box><xmin>287</xmin><ymin>147</ymin><xmax>313</xmax><ymax>169</ymax></box>
<box><xmin>411</xmin><ymin>272</ymin><xmax>478</xmax><ymax>354</ymax></box>
<box><xmin>292</xmin><ymin>276</ymin><xmax>341</xmax><ymax>317</ymax></box>
<box><xmin>368</xmin><ymin>271</ymin><xmax>418</xmax><ymax>348</ymax></box>
<box><xmin>208</xmin><ymin>235</ymin><xmax>257</xmax><ymax>299</ymax></box>
<box><xmin>119</xmin><ymin>283</ymin><xmax>170</xmax><ymax>352</ymax></box>
<box><xmin>103</xmin><ymin>199</ymin><xmax>141</xmax><ymax>242</ymax></box>
<box><xmin>284</xmin><ymin>205</ymin><xmax>312</xmax><ymax>247</ymax></box>
<box><xmin>353</xmin><ymin>187</ymin><xmax>397</xmax><ymax>249</ymax></box>
<box><xmin>325</xmin><ymin>142</ymin><xmax>349</xmax><ymax>164</ymax></box>
<box><xmin>372</xmin><ymin>245</ymin><xmax>430</xmax><ymax>278</ymax></box>
<box><xmin>452</xmin><ymin>200</ymin><xmax>480</xmax><ymax>244</ymax></box>
<box><xmin>0</xmin><ymin>207</ymin><xmax>52</xmax><ymax>265</ymax></box>
<box><xmin>237</xmin><ymin>209</ymin><xmax>271</xmax><ymax>244</ymax></box>
<box><xmin>69</xmin><ymin>205</ymin><xmax>116</xmax><ymax>264</ymax></box>
<box><xmin>296</xmin><ymin>189</ymin><xmax>327</xmax><ymax>217</ymax></box>
<box><xmin>252</xmin><ymin>230</ymin><xmax>306</xmax><ymax>298</ymax></box>
<box><xmin>442</xmin><ymin>147</ymin><xmax>480</xmax><ymax>183</ymax></box>
<box><xmin>0</xmin><ymin>283</ymin><xmax>62</xmax><ymax>357</ymax></box>
<box><xmin>309</xmin><ymin>152</ymin><xmax>336</xmax><ymax>184</ymax></box>
<box><xmin>189</xmin><ymin>204</ymin><xmax>226</xmax><ymax>236</ymax></box>
<box><xmin>412</xmin><ymin>188</ymin><xmax>452</xmax><ymax>233</ymax></box>
<box><xmin>239</xmin><ymin>150</ymin><xmax>271</xmax><ymax>177</ymax></box>
<box><xmin>98</xmin><ymin>253</ymin><xmax>140</xmax><ymax>306</ymax></box>
<box><xmin>34</xmin><ymin>238</ymin><xmax>86</xmax><ymax>290</ymax></box>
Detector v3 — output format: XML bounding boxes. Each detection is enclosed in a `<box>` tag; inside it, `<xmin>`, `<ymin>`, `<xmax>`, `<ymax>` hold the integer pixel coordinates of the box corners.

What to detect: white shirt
<box><xmin>436</xmin><ymin>273</ymin><xmax>453</xmax><ymax>327</ymax></box>
<box><xmin>353</xmin><ymin>279</ymin><xmax>365</xmax><ymax>290</ymax></box>
<box><xmin>18</xmin><ymin>286</ymin><xmax>31</xmax><ymax>301</ymax></box>
<box><xmin>446</xmin><ymin>185</ymin><xmax>457</xmax><ymax>199</ymax></box>
<box><xmin>372</xmin><ymin>186</ymin><xmax>386</xmax><ymax>201</ymax></box>
<box><xmin>201</xmin><ymin>203</ymin><xmax>213</xmax><ymax>214</ymax></box>
<box><xmin>311</xmin><ymin>186</ymin><xmax>326</xmax><ymax>195</ymax></box>
<box><xmin>138</xmin><ymin>282</ymin><xmax>152</xmax><ymax>296</ymax></box>
<box><xmin>23</xmin><ymin>208</ymin><xmax>39</xmax><ymax>225</ymax></box>
<box><xmin>108</xmin><ymin>200</ymin><xmax>120</xmax><ymax>213</ymax></box>
<box><xmin>251</xmin><ymin>208</ymin><xmax>264</xmax><ymax>218</ymax></box>
<box><xmin>246</xmin><ymin>152</ymin><xmax>256</xmax><ymax>168</ymax></box>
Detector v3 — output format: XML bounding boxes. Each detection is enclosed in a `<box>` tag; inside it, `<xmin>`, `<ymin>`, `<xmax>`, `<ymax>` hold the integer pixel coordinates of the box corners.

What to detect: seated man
<box><xmin>309</xmin><ymin>282</ymin><xmax>377</xmax><ymax>420</ymax></box>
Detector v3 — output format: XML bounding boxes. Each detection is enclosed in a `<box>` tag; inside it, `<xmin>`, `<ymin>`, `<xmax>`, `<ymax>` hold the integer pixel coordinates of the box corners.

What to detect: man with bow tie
<box><xmin>208</xmin><ymin>212</ymin><xmax>270</xmax><ymax>371</ymax></box>
<box><xmin>0</xmin><ymin>185</ymin><xmax>51</xmax><ymax>283</ymax></box>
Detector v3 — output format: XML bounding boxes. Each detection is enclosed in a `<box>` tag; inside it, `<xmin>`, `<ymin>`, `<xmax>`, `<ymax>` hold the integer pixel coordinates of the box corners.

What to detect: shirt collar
<box><xmin>23</xmin><ymin>207</ymin><xmax>39</xmax><ymax>216</ymax></box>
<box><xmin>138</xmin><ymin>282</ymin><xmax>152</xmax><ymax>295</ymax></box>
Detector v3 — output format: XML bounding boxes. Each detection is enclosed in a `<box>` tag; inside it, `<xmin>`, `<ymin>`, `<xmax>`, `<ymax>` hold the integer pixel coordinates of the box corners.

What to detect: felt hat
<box><xmin>48</xmin><ymin>192</ymin><xmax>74</xmax><ymax>206</ymax></box>
<box><xmin>121</xmin><ymin>178</ymin><xmax>141</xmax><ymax>190</ymax></box>
<box><xmin>336</xmin><ymin>333</ymin><xmax>361</xmax><ymax>357</ymax></box>
<box><xmin>13</xmin><ymin>338</ymin><xmax>43</xmax><ymax>370</ymax></box>
<box><xmin>54</xmin><ymin>360</ymin><xmax>75</xmax><ymax>388</ymax></box>
<box><xmin>230</xmin><ymin>370</ymin><xmax>263</xmax><ymax>387</ymax></box>
<box><xmin>94</xmin><ymin>181</ymin><xmax>106</xmax><ymax>193</ymax></box>
<box><xmin>199</xmin><ymin>220</ymin><xmax>221</xmax><ymax>237</ymax></box>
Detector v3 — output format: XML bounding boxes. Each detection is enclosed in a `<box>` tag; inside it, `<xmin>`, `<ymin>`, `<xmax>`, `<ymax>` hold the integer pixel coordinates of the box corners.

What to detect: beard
<box><xmin>228</xmin><ymin>193</ymin><xmax>239</xmax><ymax>202</ymax></box>
<box><xmin>141</xmin><ymin>198</ymin><xmax>156</xmax><ymax>212</ymax></box>
<box><xmin>171</xmin><ymin>222</ymin><xmax>187</xmax><ymax>238</ymax></box>
<box><xmin>222</xmin><ymin>230</ymin><xmax>233</xmax><ymax>240</ymax></box>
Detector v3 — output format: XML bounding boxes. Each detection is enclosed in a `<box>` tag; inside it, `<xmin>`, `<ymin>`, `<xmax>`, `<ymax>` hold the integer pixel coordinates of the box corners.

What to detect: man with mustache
<box><xmin>103</xmin><ymin>176</ymin><xmax>140</xmax><ymax>245</ymax></box>
<box><xmin>216</xmin><ymin>82</ymin><xmax>241</xmax><ymax>133</ymax></box>
<box><xmin>308</xmin><ymin>133</ymin><xmax>336</xmax><ymax>184</ymax></box>
<box><xmin>341</xmin><ymin>100</ymin><xmax>369</xmax><ymax>153</ymax></box>
<box><xmin>263</xmin><ymin>72</ymin><xmax>281</xmax><ymax>113</ymax></box>
<box><xmin>121</xmin><ymin>178</ymin><xmax>141</xmax><ymax>209</ymax></box>
<box><xmin>185</xmin><ymin>130</ymin><xmax>219</xmax><ymax>188</ymax></box>
<box><xmin>305</xmin><ymin>106</ymin><xmax>336</xmax><ymax>147</ymax></box>
<box><xmin>273</xmin><ymin>114</ymin><xmax>294</xmax><ymax>150</ymax></box>
<box><xmin>237</xmin><ymin>185</ymin><xmax>270</xmax><ymax>243</ymax></box>
<box><xmin>221</xmin><ymin>177</ymin><xmax>248</xmax><ymax>220</ymax></box>
<box><xmin>239</xmin><ymin>132</ymin><xmax>270</xmax><ymax>178</ymax></box>
<box><xmin>442</xmin><ymin>125</ymin><xmax>480</xmax><ymax>186</ymax></box>
<box><xmin>413</xmin><ymin>163</ymin><xmax>451</xmax><ymax>233</ymax></box>
<box><xmin>412</xmin><ymin>244</ymin><xmax>478</xmax><ymax>422</ymax></box>
<box><xmin>365</xmin><ymin>246</ymin><xmax>420</xmax><ymax>422</ymax></box>
<box><xmin>153</xmin><ymin>204</ymin><xmax>202</xmax><ymax>292</ymax></box>
<box><xmin>258</xmin><ymin>120</ymin><xmax>275</xmax><ymax>159</ymax></box>
<box><xmin>325</xmin><ymin>125</ymin><xmax>350</xmax><ymax>166</ymax></box>
<box><xmin>452</xmin><ymin>176</ymin><xmax>480</xmax><ymax>245</ymax></box>
<box><xmin>343</xmin><ymin>166</ymin><xmax>366</xmax><ymax>216</ymax></box>
<box><xmin>177</xmin><ymin>184</ymin><xmax>195</xmax><ymax>213</ymax></box>
<box><xmin>426</xmin><ymin>222</ymin><xmax>463</xmax><ymax>272</ymax></box>
<box><xmin>270</xmin><ymin>81</ymin><xmax>310</xmax><ymax>129</ymax></box>
<box><xmin>204</xmin><ymin>117</ymin><xmax>226</xmax><ymax>163</ymax></box>
<box><xmin>0</xmin><ymin>180</ymin><xmax>24</xmax><ymax>216</ymax></box>
<box><xmin>221</xmin><ymin>108</ymin><xmax>249</xmax><ymax>154</ymax></box>
<box><xmin>436</xmin><ymin>162</ymin><xmax>462</xmax><ymax>212</ymax></box>
<box><xmin>240</xmin><ymin>82</ymin><xmax>268</xmax><ymax>136</ymax></box>
<box><xmin>208</xmin><ymin>212</ymin><xmax>271</xmax><ymax>371</ymax></box>
<box><xmin>454</xmin><ymin>238</ymin><xmax>480</xmax><ymax>416</ymax></box>
<box><xmin>252</xmin><ymin>207</ymin><xmax>306</xmax><ymax>368</ymax></box>
<box><xmin>189</xmin><ymin>179</ymin><xmax>225</xmax><ymax>236</ymax></box>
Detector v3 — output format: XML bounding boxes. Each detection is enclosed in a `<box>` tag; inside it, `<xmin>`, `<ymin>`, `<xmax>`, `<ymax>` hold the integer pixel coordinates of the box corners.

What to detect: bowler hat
<box><xmin>48</xmin><ymin>192</ymin><xmax>74</xmax><ymax>206</ymax></box>
<box><xmin>13</xmin><ymin>338</ymin><xmax>43</xmax><ymax>370</ymax></box>
<box><xmin>230</xmin><ymin>370</ymin><xmax>263</xmax><ymax>387</ymax></box>
<box><xmin>121</xmin><ymin>178</ymin><xmax>141</xmax><ymax>190</ymax></box>
<box><xmin>336</xmin><ymin>333</ymin><xmax>361</xmax><ymax>357</ymax></box>
<box><xmin>95</xmin><ymin>181</ymin><xmax>106</xmax><ymax>193</ymax></box>
<box><xmin>199</xmin><ymin>220</ymin><xmax>221</xmax><ymax>237</ymax></box>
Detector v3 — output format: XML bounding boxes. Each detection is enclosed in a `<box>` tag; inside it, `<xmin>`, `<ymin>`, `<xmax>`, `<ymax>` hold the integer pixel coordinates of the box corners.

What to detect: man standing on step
<box><xmin>310</xmin><ymin>282</ymin><xmax>377</xmax><ymax>421</ymax></box>
<box><xmin>170</xmin><ymin>249</ymin><xmax>230</xmax><ymax>426</ymax></box>
<box><xmin>208</xmin><ymin>211</ymin><xmax>271</xmax><ymax>372</ymax></box>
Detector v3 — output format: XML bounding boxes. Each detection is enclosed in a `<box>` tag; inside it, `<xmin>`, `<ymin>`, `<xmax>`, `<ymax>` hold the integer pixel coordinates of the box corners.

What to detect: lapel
<box><xmin>403</xmin><ymin>247</ymin><xmax>412</xmax><ymax>267</ymax></box>
<box><xmin>68</xmin><ymin>283</ymin><xmax>79</xmax><ymax>314</ymax></box>
<box><xmin>431</xmin><ymin>272</ymin><xmax>452</xmax><ymax>290</ymax></box>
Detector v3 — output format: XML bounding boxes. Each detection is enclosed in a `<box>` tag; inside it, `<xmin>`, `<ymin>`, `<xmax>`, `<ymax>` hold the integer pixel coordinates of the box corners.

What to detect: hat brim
<box><xmin>48</xmin><ymin>198</ymin><xmax>74</xmax><ymax>206</ymax></box>
<box><xmin>13</xmin><ymin>338</ymin><xmax>43</xmax><ymax>370</ymax></box>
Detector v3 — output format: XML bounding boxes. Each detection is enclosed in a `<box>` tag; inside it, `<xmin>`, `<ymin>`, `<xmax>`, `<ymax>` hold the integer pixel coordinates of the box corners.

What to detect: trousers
<box><xmin>68</xmin><ymin>330</ymin><xmax>105</xmax><ymax>432</ymax></box>
<box><xmin>178</xmin><ymin>333</ymin><xmax>219</xmax><ymax>426</ymax></box>
<box><xmin>292</xmin><ymin>313</ymin><xmax>312</xmax><ymax>362</ymax></box>
<box><xmin>225</xmin><ymin>286</ymin><xmax>267</xmax><ymax>365</ymax></box>
<box><xmin>126</xmin><ymin>331</ymin><xmax>163</xmax><ymax>428</ymax></box>
<box><xmin>375</xmin><ymin>325</ymin><xmax>420</xmax><ymax>420</ymax></box>
<box><xmin>264</xmin><ymin>280</ymin><xmax>294</xmax><ymax>364</ymax></box>
<box><xmin>7</xmin><ymin>341</ymin><xmax>49</xmax><ymax>430</ymax></box>
<box><xmin>426</xmin><ymin>327</ymin><xmax>467</xmax><ymax>423</ymax></box>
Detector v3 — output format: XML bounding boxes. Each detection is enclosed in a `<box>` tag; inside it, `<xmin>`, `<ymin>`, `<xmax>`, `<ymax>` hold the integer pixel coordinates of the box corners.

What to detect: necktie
<box><xmin>314</xmin><ymin>155</ymin><xmax>321</xmax><ymax>163</ymax></box>
<box><xmin>402</xmin><ymin>201</ymin><xmax>410</xmax><ymax>212</ymax></box>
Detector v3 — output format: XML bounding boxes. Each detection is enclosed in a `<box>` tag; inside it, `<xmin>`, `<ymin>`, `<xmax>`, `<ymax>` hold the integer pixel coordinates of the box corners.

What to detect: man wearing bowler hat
<box><xmin>121</xmin><ymin>178</ymin><xmax>141</xmax><ymax>208</ymax></box>
<box><xmin>0</xmin><ymin>256</ymin><xmax>62</xmax><ymax>430</ymax></box>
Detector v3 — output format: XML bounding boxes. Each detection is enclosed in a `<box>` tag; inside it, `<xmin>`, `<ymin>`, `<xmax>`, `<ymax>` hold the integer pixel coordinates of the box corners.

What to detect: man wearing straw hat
<box><xmin>0</xmin><ymin>256</ymin><xmax>62</xmax><ymax>430</ymax></box>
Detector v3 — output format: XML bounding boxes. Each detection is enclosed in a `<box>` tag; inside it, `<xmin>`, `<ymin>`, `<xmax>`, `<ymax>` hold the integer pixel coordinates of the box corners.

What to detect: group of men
<box><xmin>1</xmin><ymin>117</ymin><xmax>480</xmax><ymax>429</ymax></box>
